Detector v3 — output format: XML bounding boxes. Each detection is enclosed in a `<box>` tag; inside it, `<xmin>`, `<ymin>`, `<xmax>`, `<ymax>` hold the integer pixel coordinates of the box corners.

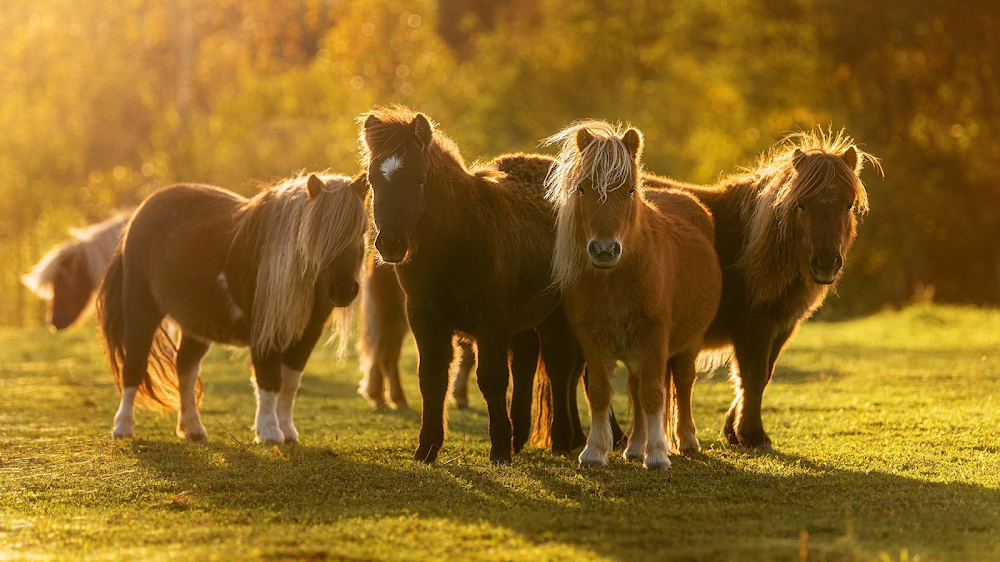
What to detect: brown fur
<box><xmin>535</xmin><ymin>127</ymin><xmax>880</xmax><ymax>450</ymax></box>
<box><xmin>546</xmin><ymin>121</ymin><xmax>721</xmax><ymax>468</ymax></box>
<box><xmin>360</xmin><ymin>106</ymin><xmax>572</xmax><ymax>464</ymax></box>
<box><xmin>97</xmin><ymin>174</ymin><xmax>367</xmax><ymax>434</ymax></box>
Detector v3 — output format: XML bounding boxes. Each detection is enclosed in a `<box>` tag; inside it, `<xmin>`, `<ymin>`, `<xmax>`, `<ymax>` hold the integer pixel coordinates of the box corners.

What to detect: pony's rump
<box><xmin>97</xmin><ymin>246</ymin><xmax>198</xmax><ymax>411</ymax></box>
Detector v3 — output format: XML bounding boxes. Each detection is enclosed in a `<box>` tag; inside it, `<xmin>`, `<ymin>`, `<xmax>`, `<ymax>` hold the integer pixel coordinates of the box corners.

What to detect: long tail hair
<box><xmin>96</xmin><ymin>247</ymin><xmax>198</xmax><ymax>411</ymax></box>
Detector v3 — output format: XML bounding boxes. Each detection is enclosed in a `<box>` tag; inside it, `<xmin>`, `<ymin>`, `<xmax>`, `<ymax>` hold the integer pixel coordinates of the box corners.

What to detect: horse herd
<box><xmin>22</xmin><ymin>107</ymin><xmax>879</xmax><ymax>470</ymax></box>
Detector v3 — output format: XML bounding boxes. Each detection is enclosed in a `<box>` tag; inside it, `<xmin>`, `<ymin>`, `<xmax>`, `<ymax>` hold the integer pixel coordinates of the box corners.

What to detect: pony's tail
<box><xmin>530</xmin><ymin>363</ymin><xmax>554</xmax><ymax>449</ymax></box>
<box><xmin>97</xmin><ymin>248</ymin><xmax>185</xmax><ymax>412</ymax></box>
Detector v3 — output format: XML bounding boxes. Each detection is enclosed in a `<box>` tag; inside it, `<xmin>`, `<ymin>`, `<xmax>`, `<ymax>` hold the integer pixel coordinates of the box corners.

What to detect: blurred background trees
<box><xmin>2</xmin><ymin>0</ymin><xmax>998</xmax><ymax>325</ymax></box>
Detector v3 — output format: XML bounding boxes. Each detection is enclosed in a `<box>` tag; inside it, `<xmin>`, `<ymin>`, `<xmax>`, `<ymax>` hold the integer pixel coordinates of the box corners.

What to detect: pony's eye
<box><xmin>797</xmin><ymin>203</ymin><xmax>806</xmax><ymax>211</ymax></box>
<box><xmin>577</xmin><ymin>184</ymin><xmax>585</xmax><ymax>195</ymax></box>
<box><xmin>847</xmin><ymin>202</ymin><xmax>854</xmax><ymax>211</ymax></box>
<box><xmin>628</xmin><ymin>185</ymin><xmax>636</xmax><ymax>195</ymax></box>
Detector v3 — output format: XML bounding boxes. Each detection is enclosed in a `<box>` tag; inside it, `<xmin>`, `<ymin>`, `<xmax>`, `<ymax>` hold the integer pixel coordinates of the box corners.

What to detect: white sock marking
<box><xmin>380</xmin><ymin>154</ymin><xmax>404</xmax><ymax>182</ymax></box>
<box><xmin>113</xmin><ymin>387</ymin><xmax>137</xmax><ymax>439</ymax></box>
<box><xmin>276</xmin><ymin>365</ymin><xmax>302</xmax><ymax>443</ymax></box>
<box><xmin>254</xmin><ymin>387</ymin><xmax>284</xmax><ymax>444</ymax></box>
<box><xmin>643</xmin><ymin>402</ymin><xmax>671</xmax><ymax>471</ymax></box>
<box><xmin>176</xmin><ymin>365</ymin><xmax>207</xmax><ymax>441</ymax></box>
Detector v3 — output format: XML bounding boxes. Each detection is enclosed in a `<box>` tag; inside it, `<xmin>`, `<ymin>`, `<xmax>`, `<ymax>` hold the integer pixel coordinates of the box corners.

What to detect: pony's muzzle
<box><xmin>328</xmin><ymin>278</ymin><xmax>360</xmax><ymax>307</ymax></box>
<box><xmin>809</xmin><ymin>252</ymin><xmax>843</xmax><ymax>284</ymax></box>
<box><xmin>374</xmin><ymin>232</ymin><xmax>409</xmax><ymax>263</ymax></box>
<box><xmin>587</xmin><ymin>237</ymin><xmax>622</xmax><ymax>269</ymax></box>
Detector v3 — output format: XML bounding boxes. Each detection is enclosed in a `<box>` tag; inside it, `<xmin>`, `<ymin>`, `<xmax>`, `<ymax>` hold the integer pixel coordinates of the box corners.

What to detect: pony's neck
<box><xmin>415</xmin><ymin>139</ymin><xmax>476</xmax><ymax>236</ymax></box>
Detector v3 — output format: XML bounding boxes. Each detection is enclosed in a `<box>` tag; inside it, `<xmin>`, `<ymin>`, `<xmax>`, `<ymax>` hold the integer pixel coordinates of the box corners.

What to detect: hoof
<box><xmin>735</xmin><ymin>425</ymin><xmax>773</xmax><ymax>451</ymax></box>
<box><xmin>677</xmin><ymin>436</ymin><xmax>701</xmax><ymax>455</ymax></box>
<box><xmin>255</xmin><ymin>425</ymin><xmax>285</xmax><ymax>445</ymax></box>
<box><xmin>644</xmin><ymin>456</ymin><xmax>672</xmax><ymax>471</ymax></box>
<box><xmin>179</xmin><ymin>428</ymin><xmax>208</xmax><ymax>442</ymax></box>
<box><xmin>112</xmin><ymin>430</ymin><xmax>132</xmax><ymax>440</ymax></box>
<box><xmin>453</xmin><ymin>401</ymin><xmax>469</xmax><ymax>410</ymax></box>
<box><xmin>413</xmin><ymin>443</ymin><xmax>441</xmax><ymax>464</ymax></box>
<box><xmin>490</xmin><ymin>446</ymin><xmax>513</xmax><ymax>465</ymax></box>
<box><xmin>623</xmin><ymin>444</ymin><xmax>644</xmax><ymax>463</ymax></box>
<box><xmin>578</xmin><ymin>447</ymin><xmax>609</xmax><ymax>469</ymax></box>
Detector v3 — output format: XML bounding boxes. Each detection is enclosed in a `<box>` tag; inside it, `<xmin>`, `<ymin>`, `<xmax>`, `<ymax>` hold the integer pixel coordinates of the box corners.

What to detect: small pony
<box><xmin>357</xmin><ymin>256</ymin><xmax>477</xmax><ymax>409</ymax></box>
<box><xmin>360</xmin><ymin>106</ymin><xmax>579</xmax><ymax>464</ymax></box>
<box><xmin>544</xmin><ymin>121</ymin><xmax>721</xmax><ymax>469</ymax></box>
<box><xmin>98</xmin><ymin>174</ymin><xmax>368</xmax><ymax>444</ymax></box>
<box><xmin>535</xmin><ymin>128</ymin><xmax>879</xmax><ymax>451</ymax></box>
<box><xmin>22</xmin><ymin>213</ymin><xmax>129</xmax><ymax>330</ymax></box>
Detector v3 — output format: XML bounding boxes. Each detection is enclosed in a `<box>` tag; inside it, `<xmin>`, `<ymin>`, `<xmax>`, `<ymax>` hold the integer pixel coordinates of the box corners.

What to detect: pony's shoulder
<box><xmin>489</xmin><ymin>152</ymin><xmax>554</xmax><ymax>178</ymax></box>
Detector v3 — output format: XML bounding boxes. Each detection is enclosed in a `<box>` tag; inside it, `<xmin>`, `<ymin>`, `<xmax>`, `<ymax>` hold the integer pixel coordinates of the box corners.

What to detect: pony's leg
<box><xmin>382</xmin><ymin>323</ymin><xmax>408</xmax><ymax>408</ymax></box>
<box><xmin>278</xmin><ymin>316</ymin><xmax>327</xmax><ymax>443</ymax></box>
<box><xmin>583</xmin><ymin>368</ymin><xmax>627</xmax><ymax>449</ymax></box>
<box><xmin>671</xmin><ymin>349</ymin><xmax>701</xmax><ymax>454</ymax></box>
<box><xmin>251</xmin><ymin>351</ymin><xmax>284</xmax><ymax>445</ymax></box>
<box><xmin>623</xmin><ymin>371</ymin><xmax>646</xmax><ymax>462</ymax></box>
<box><xmin>409</xmin><ymin>311</ymin><xmax>455</xmax><ymax>463</ymax></box>
<box><xmin>113</xmin><ymin>301</ymin><xmax>164</xmax><ymax>439</ymax></box>
<box><xmin>726</xmin><ymin>326</ymin><xmax>785</xmax><ymax>450</ymax></box>
<box><xmin>175</xmin><ymin>334</ymin><xmax>210</xmax><ymax>441</ymax></box>
<box><xmin>450</xmin><ymin>340</ymin><xmax>476</xmax><ymax>409</ymax></box>
<box><xmin>538</xmin><ymin>313</ymin><xmax>585</xmax><ymax>453</ymax></box>
<box><xmin>578</xmin><ymin>355</ymin><xmax>616</xmax><ymax>468</ymax></box>
<box><xmin>509</xmin><ymin>329</ymin><xmax>539</xmax><ymax>454</ymax></box>
<box><xmin>636</xmin><ymin>348</ymin><xmax>671</xmax><ymax>471</ymax></box>
<box><xmin>476</xmin><ymin>335</ymin><xmax>514</xmax><ymax>464</ymax></box>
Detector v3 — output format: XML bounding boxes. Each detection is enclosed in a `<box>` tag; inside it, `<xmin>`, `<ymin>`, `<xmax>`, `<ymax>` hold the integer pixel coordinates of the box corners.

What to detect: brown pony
<box><xmin>544</xmin><ymin>121</ymin><xmax>721</xmax><ymax>469</ymax></box>
<box><xmin>536</xmin><ymin>128</ymin><xmax>879</xmax><ymax>450</ymax></box>
<box><xmin>357</xmin><ymin>257</ymin><xmax>477</xmax><ymax>409</ymax></box>
<box><xmin>22</xmin><ymin>213</ymin><xmax>129</xmax><ymax>330</ymax></box>
<box><xmin>97</xmin><ymin>174</ymin><xmax>368</xmax><ymax>444</ymax></box>
<box><xmin>359</xmin><ymin>106</ymin><xmax>575</xmax><ymax>464</ymax></box>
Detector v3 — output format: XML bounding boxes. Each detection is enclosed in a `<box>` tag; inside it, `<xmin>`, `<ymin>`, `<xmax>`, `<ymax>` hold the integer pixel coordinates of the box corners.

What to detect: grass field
<box><xmin>1</xmin><ymin>304</ymin><xmax>998</xmax><ymax>561</ymax></box>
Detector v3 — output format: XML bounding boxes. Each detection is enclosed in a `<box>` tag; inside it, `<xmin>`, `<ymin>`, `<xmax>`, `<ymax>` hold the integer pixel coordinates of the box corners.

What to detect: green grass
<box><xmin>1</xmin><ymin>304</ymin><xmax>998</xmax><ymax>561</ymax></box>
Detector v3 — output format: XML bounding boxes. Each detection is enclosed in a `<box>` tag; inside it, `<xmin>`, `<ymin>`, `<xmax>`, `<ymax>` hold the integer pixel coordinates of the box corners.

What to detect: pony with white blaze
<box><xmin>97</xmin><ymin>173</ymin><xmax>368</xmax><ymax>444</ymax></box>
<box><xmin>22</xmin><ymin>213</ymin><xmax>129</xmax><ymax>330</ymax></box>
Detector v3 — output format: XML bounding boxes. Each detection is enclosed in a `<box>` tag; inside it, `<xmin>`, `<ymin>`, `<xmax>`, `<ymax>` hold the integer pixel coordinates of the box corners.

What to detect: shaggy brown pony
<box><xmin>22</xmin><ymin>213</ymin><xmax>130</xmax><ymax>330</ymax></box>
<box><xmin>545</xmin><ymin>121</ymin><xmax>721</xmax><ymax>469</ymax></box>
<box><xmin>357</xmin><ymin>257</ymin><xmax>477</xmax><ymax>409</ymax></box>
<box><xmin>97</xmin><ymin>174</ymin><xmax>368</xmax><ymax>444</ymax></box>
<box><xmin>359</xmin><ymin>106</ymin><xmax>575</xmax><ymax>464</ymax></box>
<box><xmin>536</xmin><ymin>128</ymin><xmax>879</xmax><ymax>450</ymax></box>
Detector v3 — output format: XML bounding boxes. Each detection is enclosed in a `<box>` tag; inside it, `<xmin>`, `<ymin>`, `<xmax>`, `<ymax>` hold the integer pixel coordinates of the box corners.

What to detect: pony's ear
<box><xmin>412</xmin><ymin>114</ymin><xmax>433</xmax><ymax>148</ymax></box>
<box><xmin>576</xmin><ymin>128</ymin><xmax>594</xmax><ymax>152</ymax></box>
<box><xmin>349</xmin><ymin>173</ymin><xmax>369</xmax><ymax>199</ymax></box>
<box><xmin>841</xmin><ymin>145</ymin><xmax>860</xmax><ymax>173</ymax></box>
<box><xmin>306</xmin><ymin>174</ymin><xmax>325</xmax><ymax>199</ymax></box>
<box><xmin>364</xmin><ymin>114</ymin><xmax>381</xmax><ymax>131</ymax></box>
<box><xmin>621</xmin><ymin>128</ymin><xmax>643</xmax><ymax>160</ymax></box>
<box><xmin>792</xmin><ymin>148</ymin><xmax>808</xmax><ymax>170</ymax></box>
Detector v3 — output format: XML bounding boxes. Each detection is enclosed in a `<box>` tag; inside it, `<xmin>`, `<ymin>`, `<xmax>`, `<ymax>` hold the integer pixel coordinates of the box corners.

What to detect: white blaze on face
<box><xmin>380</xmin><ymin>154</ymin><xmax>404</xmax><ymax>183</ymax></box>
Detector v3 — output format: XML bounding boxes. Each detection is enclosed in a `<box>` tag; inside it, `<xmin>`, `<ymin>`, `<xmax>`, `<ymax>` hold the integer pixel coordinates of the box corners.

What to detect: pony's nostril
<box><xmin>588</xmin><ymin>239</ymin><xmax>600</xmax><ymax>256</ymax></box>
<box><xmin>834</xmin><ymin>255</ymin><xmax>843</xmax><ymax>269</ymax></box>
<box><xmin>611</xmin><ymin>241</ymin><xmax>622</xmax><ymax>257</ymax></box>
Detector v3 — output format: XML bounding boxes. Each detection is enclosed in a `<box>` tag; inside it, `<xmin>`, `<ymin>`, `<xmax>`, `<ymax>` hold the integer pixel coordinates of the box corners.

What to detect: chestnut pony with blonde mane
<box><xmin>360</xmin><ymin>106</ymin><xmax>582</xmax><ymax>464</ymax></box>
<box><xmin>536</xmin><ymin>128</ymin><xmax>880</xmax><ymax>451</ymax></box>
<box><xmin>545</xmin><ymin>121</ymin><xmax>721</xmax><ymax>469</ymax></box>
<box><xmin>98</xmin><ymin>173</ymin><xmax>368</xmax><ymax>445</ymax></box>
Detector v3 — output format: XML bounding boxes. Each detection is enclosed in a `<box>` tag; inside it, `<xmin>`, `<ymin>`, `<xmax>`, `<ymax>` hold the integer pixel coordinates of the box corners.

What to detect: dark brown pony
<box><xmin>359</xmin><ymin>106</ymin><xmax>574</xmax><ymax>464</ymax></box>
<box><xmin>357</xmin><ymin>257</ymin><xmax>477</xmax><ymax>409</ymax></box>
<box><xmin>22</xmin><ymin>213</ymin><xmax>129</xmax><ymax>330</ymax></box>
<box><xmin>545</xmin><ymin>121</ymin><xmax>721</xmax><ymax>469</ymax></box>
<box><xmin>98</xmin><ymin>174</ymin><xmax>368</xmax><ymax>444</ymax></box>
<box><xmin>536</xmin><ymin>128</ymin><xmax>879</xmax><ymax>450</ymax></box>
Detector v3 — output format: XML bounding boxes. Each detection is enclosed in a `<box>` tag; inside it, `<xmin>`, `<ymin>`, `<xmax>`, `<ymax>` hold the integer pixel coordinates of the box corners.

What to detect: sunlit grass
<box><xmin>1</xmin><ymin>303</ymin><xmax>998</xmax><ymax>561</ymax></box>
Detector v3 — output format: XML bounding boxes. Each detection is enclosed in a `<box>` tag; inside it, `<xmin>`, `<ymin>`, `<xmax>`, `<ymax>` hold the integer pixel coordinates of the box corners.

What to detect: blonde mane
<box><xmin>233</xmin><ymin>173</ymin><xmax>367</xmax><ymax>357</ymax></box>
<box><xmin>541</xmin><ymin>120</ymin><xmax>641</xmax><ymax>288</ymax></box>
<box><xmin>737</xmin><ymin>127</ymin><xmax>881</xmax><ymax>305</ymax></box>
<box><xmin>22</xmin><ymin>212</ymin><xmax>129</xmax><ymax>300</ymax></box>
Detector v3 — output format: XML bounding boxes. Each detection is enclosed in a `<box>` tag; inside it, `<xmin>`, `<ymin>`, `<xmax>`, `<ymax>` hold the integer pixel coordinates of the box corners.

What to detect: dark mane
<box><xmin>357</xmin><ymin>105</ymin><xmax>470</xmax><ymax>176</ymax></box>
